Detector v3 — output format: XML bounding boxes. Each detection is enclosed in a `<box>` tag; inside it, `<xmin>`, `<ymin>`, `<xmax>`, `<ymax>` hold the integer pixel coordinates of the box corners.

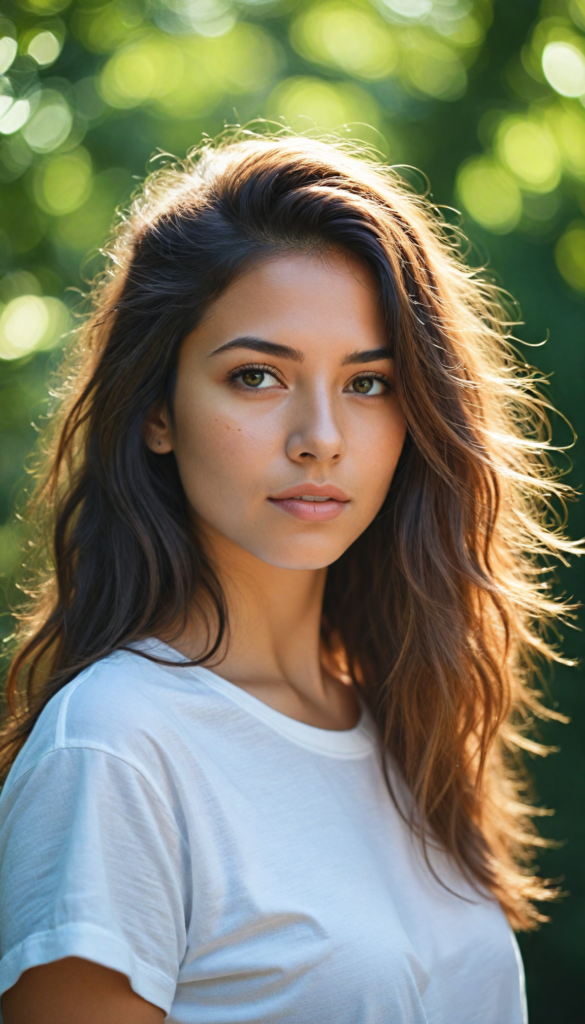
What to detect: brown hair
<box><xmin>2</xmin><ymin>133</ymin><xmax>580</xmax><ymax>930</ymax></box>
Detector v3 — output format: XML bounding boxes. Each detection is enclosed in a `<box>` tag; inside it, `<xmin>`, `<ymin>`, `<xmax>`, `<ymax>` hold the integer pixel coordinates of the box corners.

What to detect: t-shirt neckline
<box><xmin>128</xmin><ymin>638</ymin><xmax>376</xmax><ymax>760</ymax></box>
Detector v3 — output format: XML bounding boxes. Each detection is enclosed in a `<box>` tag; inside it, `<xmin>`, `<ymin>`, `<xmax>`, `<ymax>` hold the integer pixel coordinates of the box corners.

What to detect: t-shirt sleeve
<box><xmin>0</xmin><ymin>745</ymin><xmax>189</xmax><ymax>1013</ymax></box>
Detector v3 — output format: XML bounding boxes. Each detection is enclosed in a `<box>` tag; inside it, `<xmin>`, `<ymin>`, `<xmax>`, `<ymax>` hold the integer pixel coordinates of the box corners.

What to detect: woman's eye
<box><xmin>349</xmin><ymin>376</ymin><xmax>387</xmax><ymax>396</ymax></box>
<box><xmin>239</xmin><ymin>369</ymin><xmax>279</xmax><ymax>389</ymax></box>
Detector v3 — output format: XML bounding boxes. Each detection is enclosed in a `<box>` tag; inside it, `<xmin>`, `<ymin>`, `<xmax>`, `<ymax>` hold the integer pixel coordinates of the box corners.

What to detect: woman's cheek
<box><xmin>174</xmin><ymin>403</ymin><xmax>276</xmax><ymax>515</ymax></box>
<box><xmin>352</xmin><ymin>405</ymin><xmax>406</xmax><ymax>505</ymax></box>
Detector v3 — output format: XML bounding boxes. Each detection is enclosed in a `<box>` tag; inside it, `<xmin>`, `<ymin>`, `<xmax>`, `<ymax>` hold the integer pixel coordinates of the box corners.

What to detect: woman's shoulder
<box><xmin>5</xmin><ymin>645</ymin><xmax>207</xmax><ymax>790</ymax></box>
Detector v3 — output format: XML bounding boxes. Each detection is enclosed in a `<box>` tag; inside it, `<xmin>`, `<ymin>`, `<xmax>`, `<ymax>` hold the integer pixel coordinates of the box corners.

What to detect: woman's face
<box><xmin>146</xmin><ymin>251</ymin><xmax>407</xmax><ymax>570</ymax></box>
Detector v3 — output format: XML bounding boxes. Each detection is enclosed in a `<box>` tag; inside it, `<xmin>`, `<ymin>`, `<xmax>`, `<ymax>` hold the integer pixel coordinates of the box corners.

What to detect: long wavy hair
<box><xmin>1</xmin><ymin>133</ymin><xmax>580</xmax><ymax>930</ymax></box>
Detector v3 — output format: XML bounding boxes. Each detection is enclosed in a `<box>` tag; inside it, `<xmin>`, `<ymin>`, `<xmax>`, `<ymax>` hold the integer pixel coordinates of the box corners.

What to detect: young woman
<box><xmin>0</xmin><ymin>135</ymin><xmax>578</xmax><ymax>1024</ymax></box>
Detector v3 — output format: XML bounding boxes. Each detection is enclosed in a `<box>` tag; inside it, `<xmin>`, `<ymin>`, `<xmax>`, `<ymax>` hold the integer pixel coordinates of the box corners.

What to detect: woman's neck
<box><xmin>165</xmin><ymin>523</ymin><xmax>359</xmax><ymax>730</ymax></box>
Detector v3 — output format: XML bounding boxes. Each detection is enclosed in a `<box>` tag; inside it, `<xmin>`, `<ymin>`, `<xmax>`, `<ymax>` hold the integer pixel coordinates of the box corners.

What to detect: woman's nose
<box><xmin>285</xmin><ymin>386</ymin><xmax>346</xmax><ymax>465</ymax></box>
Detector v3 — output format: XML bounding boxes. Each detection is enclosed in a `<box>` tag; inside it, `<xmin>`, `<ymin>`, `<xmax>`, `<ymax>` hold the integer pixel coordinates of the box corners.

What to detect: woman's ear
<box><xmin>143</xmin><ymin>403</ymin><xmax>174</xmax><ymax>454</ymax></box>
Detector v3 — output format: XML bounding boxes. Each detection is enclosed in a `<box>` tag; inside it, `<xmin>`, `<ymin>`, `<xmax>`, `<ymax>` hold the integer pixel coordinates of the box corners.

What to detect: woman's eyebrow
<box><xmin>342</xmin><ymin>348</ymin><xmax>392</xmax><ymax>365</ymax></box>
<box><xmin>209</xmin><ymin>337</ymin><xmax>304</xmax><ymax>362</ymax></box>
<box><xmin>209</xmin><ymin>338</ymin><xmax>392</xmax><ymax>365</ymax></box>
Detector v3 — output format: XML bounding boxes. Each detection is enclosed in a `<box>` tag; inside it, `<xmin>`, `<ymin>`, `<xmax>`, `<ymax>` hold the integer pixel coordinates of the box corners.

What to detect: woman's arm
<box><xmin>1</xmin><ymin>957</ymin><xmax>165</xmax><ymax>1024</ymax></box>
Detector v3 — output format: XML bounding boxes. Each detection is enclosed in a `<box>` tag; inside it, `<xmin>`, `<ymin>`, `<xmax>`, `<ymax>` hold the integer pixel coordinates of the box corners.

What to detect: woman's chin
<box><xmin>245</xmin><ymin>539</ymin><xmax>346</xmax><ymax>572</ymax></box>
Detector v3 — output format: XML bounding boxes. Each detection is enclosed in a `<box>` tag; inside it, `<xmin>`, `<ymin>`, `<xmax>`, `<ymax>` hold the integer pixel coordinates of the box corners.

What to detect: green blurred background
<box><xmin>0</xmin><ymin>0</ymin><xmax>583</xmax><ymax>1017</ymax></box>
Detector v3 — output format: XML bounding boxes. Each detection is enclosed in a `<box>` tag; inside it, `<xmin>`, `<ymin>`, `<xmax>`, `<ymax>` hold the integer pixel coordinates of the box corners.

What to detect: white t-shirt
<box><xmin>0</xmin><ymin>640</ymin><xmax>527</xmax><ymax>1023</ymax></box>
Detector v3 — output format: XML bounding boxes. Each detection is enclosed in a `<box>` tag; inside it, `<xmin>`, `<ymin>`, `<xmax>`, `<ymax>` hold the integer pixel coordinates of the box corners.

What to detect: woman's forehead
<box><xmin>185</xmin><ymin>251</ymin><xmax>388</xmax><ymax>359</ymax></box>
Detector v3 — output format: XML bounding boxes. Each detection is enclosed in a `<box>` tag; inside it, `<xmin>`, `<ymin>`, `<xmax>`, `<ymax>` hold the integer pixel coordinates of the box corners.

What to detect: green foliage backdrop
<box><xmin>0</xmin><ymin>0</ymin><xmax>583</xmax><ymax>1017</ymax></box>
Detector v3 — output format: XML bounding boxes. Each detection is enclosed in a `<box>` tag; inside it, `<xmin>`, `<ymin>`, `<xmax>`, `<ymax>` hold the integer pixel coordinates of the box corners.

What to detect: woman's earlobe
<box><xmin>147</xmin><ymin>436</ymin><xmax>174</xmax><ymax>454</ymax></box>
<box><xmin>143</xmin><ymin>406</ymin><xmax>174</xmax><ymax>454</ymax></box>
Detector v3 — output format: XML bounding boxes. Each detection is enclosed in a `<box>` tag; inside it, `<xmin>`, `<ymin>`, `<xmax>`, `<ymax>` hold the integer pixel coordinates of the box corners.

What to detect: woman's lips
<box><xmin>270</xmin><ymin>497</ymin><xmax>346</xmax><ymax>521</ymax></box>
<box><xmin>268</xmin><ymin>484</ymin><xmax>349</xmax><ymax>522</ymax></box>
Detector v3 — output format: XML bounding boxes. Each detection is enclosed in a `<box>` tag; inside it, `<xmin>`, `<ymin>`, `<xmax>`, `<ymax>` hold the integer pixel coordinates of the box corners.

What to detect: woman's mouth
<box><xmin>268</xmin><ymin>485</ymin><xmax>349</xmax><ymax>522</ymax></box>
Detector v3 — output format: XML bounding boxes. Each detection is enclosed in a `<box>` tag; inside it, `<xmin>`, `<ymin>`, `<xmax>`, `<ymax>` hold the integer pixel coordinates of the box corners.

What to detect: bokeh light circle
<box><xmin>457</xmin><ymin>157</ymin><xmax>522</xmax><ymax>234</ymax></box>
<box><xmin>497</xmin><ymin>118</ymin><xmax>561</xmax><ymax>193</ymax></box>
<box><xmin>0</xmin><ymin>295</ymin><xmax>69</xmax><ymax>360</ymax></box>
<box><xmin>542</xmin><ymin>42</ymin><xmax>585</xmax><ymax>99</ymax></box>
<box><xmin>27</xmin><ymin>30</ymin><xmax>61</xmax><ymax>66</ymax></box>
<box><xmin>555</xmin><ymin>222</ymin><xmax>585</xmax><ymax>292</ymax></box>
<box><xmin>23</xmin><ymin>91</ymin><xmax>73</xmax><ymax>153</ymax></box>
<box><xmin>33</xmin><ymin>149</ymin><xmax>93</xmax><ymax>215</ymax></box>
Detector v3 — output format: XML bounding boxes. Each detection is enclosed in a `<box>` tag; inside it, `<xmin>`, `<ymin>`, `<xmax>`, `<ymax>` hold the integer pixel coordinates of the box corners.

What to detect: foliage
<box><xmin>0</xmin><ymin>0</ymin><xmax>583</xmax><ymax>1019</ymax></box>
